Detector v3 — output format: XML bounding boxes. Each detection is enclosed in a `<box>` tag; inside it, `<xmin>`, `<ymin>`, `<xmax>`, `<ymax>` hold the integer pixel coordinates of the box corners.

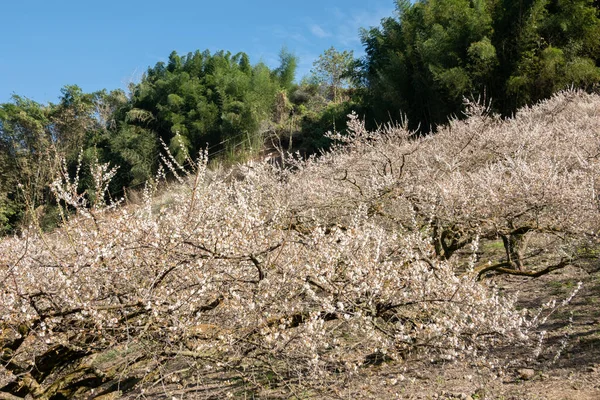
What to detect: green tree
<box><xmin>311</xmin><ymin>47</ymin><xmax>355</xmax><ymax>103</ymax></box>
<box><xmin>361</xmin><ymin>0</ymin><xmax>600</xmax><ymax>130</ymax></box>
<box><xmin>50</xmin><ymin>85</ymin><xmax>99</xmax><ymax>157</ymax></box>
<box><xmin>123</xmin><ymin>49</ymin><xmax>282</xmax><ymax>165</ymax></box>
<box><xmin>361</xmin><ymin>0</ymin><xmax>497</xmax><ymax>130</ymax></box>
<box><xmin>0</xmin><ymin>87</ymin><xmax>131</xmax><ymax>233</ymax></box>
<box><xmin>273</xmin><ymin>47</ymin><xmax>299</xmax><ymax>92</ymax></box>
<box><xmin>503</xmin><ymin>0</ymin><xmax>600</xmax><ymax>109</ymax></box>
<box><xmin>0</xmin><ymin>96</ymin><xmax>54</xmax><ymax>232</ymax></box>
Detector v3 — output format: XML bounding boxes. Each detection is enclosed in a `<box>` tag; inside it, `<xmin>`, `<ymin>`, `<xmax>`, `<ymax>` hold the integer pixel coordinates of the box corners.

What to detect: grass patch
<box><xmin>548</xmin><ymin>280</ymin><xmax>576</xmax><ymax>295</ymax></box>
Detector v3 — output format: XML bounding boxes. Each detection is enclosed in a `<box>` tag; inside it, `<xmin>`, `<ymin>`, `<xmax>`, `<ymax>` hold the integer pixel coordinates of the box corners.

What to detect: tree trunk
<box><xmin>501</xmin><ymin>231</ymin><xmax>530</xmax><ymax>271</ymax></box>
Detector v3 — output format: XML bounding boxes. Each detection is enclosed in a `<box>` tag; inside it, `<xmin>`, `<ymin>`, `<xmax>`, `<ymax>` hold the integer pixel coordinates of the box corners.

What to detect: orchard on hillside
<box><xmin>309</xmin><ymin>90</ymin><xmax>600</xmax><ymax>278</ymax></box>
<box><xmin>0</xmin><ymin>90</ymin><xmax>597</xmax><ymax>398</ymax></box>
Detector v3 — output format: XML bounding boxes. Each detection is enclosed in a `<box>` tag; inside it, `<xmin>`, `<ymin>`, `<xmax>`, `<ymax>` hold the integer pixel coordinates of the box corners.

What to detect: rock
<box><xmin>517</xmin><ymin>368</ymin><xmax>536</xmax><ymax>380</ymax></box>
<box><xmin>93</xmin><ymin>392</ymin><xmax>122</xmax><ymax>400</ymax></box>
<box><xmin>437</xmin><ymin>392</ymin><xmax>473</xmax><ymax>400</ymax></box>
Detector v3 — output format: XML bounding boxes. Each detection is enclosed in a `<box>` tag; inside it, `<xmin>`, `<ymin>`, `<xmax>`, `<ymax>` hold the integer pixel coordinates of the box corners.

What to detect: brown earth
<box><xmin>107</xmin><ymin>263</ymin><xmax>600</xmax><ymax>400</ymax></box>
<box><xmin>334</xmin><ymin>264</ymin><xmax>600</xmax><ymax>400</ymax></box>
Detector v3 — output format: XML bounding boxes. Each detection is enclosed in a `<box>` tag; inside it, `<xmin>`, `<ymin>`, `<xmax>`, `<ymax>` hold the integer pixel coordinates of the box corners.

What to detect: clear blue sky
<box><xmin>0</xmin><ymin>0</ymin><xmax>395</xmax><ymax>104</ymax></box>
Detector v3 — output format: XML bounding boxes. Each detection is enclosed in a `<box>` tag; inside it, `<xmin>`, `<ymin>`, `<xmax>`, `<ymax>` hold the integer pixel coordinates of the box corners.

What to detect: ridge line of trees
<box><xmin>360</xmin><ymin>0</ymin><xmax>600</xmax><ymax>131</ymax></box>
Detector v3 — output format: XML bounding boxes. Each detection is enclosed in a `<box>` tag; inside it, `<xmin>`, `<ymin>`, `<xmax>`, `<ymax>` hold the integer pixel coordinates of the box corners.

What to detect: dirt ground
<box><xmin>337</xmin><ymin>264</ymin><xmax>600</xmax><ymax>400</ymax></box>
<box><xmin>112</xmin><ymin>263</ymin><xmax>600</xmax><ymax>400</ymax></box>
<box><xmin>4</xmin><ymin>253</ymin><xmax>598</xmax><ymax>399</ymax></box>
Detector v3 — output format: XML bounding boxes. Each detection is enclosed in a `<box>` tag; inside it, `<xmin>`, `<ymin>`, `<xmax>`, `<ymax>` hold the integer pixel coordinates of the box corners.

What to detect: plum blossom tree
<box><xmin>305</xmin><ymin>90</ymin><xmax>600</xmax><ymax>278</ymax></box>
<box><xmin>1</xmin><ymin>90</ymin><xmax>595</xmax><ymax>398</ymax></box>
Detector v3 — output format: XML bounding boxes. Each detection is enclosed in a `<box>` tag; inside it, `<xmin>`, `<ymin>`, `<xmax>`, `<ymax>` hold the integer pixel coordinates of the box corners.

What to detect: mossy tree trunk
<box><xmin>501</xmin><ymin>228</ymin><xmax>531</xmax><ymax>271</ymax></box>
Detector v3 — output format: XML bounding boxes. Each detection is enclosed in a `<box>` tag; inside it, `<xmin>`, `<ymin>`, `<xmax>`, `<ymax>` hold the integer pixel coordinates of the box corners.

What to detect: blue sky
<box><xmin>0</xmin><ymin>0</ymin><xmax>395</xmax><ymax>104</ymax></box>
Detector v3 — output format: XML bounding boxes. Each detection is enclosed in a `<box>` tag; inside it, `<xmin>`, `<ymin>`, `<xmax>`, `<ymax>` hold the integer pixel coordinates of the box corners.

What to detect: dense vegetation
<box><xmin>1</xmin><ymin>0</ymin><xmax>599</xmax><ymax>394</ymax></box>
<box><xmin>0</xmin><ymin>90</ymin><xmax>596</xmax><ymax>398</ymax></box>
<box><xmin>1</xmin><ymin>0</ymin><xmax>598</xmax><ymax>234</ymax></box>
<box><xmin>361</xmin><ymin>0</ymin><xmax>600</xmax><ymax>130</ymax></box>
<box><xmin>0</xmin><ymin>49</ymin><xmax>347</xmax><ymax>234</ymax></box>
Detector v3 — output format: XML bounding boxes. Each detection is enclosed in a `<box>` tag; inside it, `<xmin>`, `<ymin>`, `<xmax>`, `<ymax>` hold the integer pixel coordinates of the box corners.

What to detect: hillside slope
<box><xmin>1</xmin><ymin>90</ymin><xmax>599</xmax><ymax>399</ymax></box>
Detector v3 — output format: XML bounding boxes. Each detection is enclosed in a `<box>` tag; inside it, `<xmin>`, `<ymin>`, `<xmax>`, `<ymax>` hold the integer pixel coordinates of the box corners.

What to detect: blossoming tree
<box><xmin>1</xmin><ymin>90</ymin><xmax>596</xmax><ymax>398</ymax></box>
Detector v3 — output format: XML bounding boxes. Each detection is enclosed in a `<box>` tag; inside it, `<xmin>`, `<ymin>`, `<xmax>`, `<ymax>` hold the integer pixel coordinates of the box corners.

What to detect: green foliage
<box><xmin>311</xmin><ymin>47</ymin><xmax>355</xmax><ymax>103</ymax></box>
<box><xmin>296</xmin><ymin>101</ymin><xmax>366</xmax><ymax>155</ymax></box>
<box><xmin>360</xmin><ymin>0</ymin><xmax>497</xmax><ymax>130</ymax></box>
<box><xmin>361</xmin><ymin>0</ymin><xmax>600</xmax><ymax>130</ymax></box>
<box><xmin>124</xmin><ymin>49</ymin><xmax>283</xmax><ymax>166</ymax></box>
<box><xmin>50</xmin><ymin>85</ymin><xmax>101</xmax><ymax>158</ymax></box>
<box><xmin>108</xmin><ymin>124</ymin><xmax>158</xmax><ymax>186</ymax></box>
<box><xmin>0</xmin><ymin>47</ymin><xmax>301</xmax><ymax>234</ymax></box>
<box><xmin>0</xmin><ymin>153</ymin><xmax>20</xmax><ymax>233</ymax></box>
<box><xmin>6</xmin><ymin>1</ymin><xmax>596</xmax><ymax>235</ymax></box>
<box><xmin>273</xmin><ymin>47</ymin><xmax>299</xmax><ymax>92</ymax></box>
<box><xmin>0</xmin><ymin>96</ymin><xmax>54</xmax><ymax>233</ymax></box>
<box><xmin>0</xmin><ymin>86</ymin><xmax>132</xmax><ymax>233</ymax></box>
<box><xmin>505</xmin><ymin>0</ymin><xmax>600</xmax><ymax>108</ymax></box>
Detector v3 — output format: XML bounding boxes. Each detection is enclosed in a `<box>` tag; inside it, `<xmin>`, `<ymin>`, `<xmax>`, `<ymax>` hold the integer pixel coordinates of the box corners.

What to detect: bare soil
<box><xmin>112</xmin><ymin>263</ymin><xmax>600</xmax><ymax>400</ymax></box>
<box><xmin>336</xmin><ymin>264</ymin><xmax>600</xmax><ymax>400</ymax></box>
<box><xmin>3</xmin><ymin>255</ymin><xmax>598</xmax><ymax>399</ymax></box>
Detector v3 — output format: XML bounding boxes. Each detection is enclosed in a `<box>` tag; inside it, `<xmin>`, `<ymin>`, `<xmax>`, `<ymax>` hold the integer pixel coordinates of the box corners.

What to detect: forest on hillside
<box><xmin>0</xmin><ymin>0</ymin><xmax>599</xmax><ymax>234</ymax></box>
